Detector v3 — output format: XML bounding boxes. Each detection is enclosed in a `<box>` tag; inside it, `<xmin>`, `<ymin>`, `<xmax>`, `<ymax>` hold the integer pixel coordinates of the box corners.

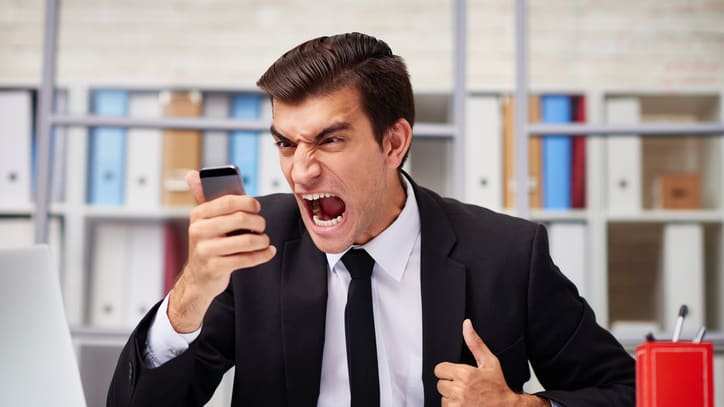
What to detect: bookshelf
<box><xmin>4</xmin><ymin>0</ymin><xmax>723</xmax><ymax>404</ymax></box>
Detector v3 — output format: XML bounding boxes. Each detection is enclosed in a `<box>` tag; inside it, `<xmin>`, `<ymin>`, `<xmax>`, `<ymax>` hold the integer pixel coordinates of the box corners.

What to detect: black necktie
<box><xmin>342</xmin><ymin>248</ymin><xmax>380</xmax><ymax>407</ymax></box>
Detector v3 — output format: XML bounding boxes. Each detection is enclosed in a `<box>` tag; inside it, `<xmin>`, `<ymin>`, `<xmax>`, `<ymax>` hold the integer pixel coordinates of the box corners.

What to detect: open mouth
<box><xmin>301</xmin><ymin>192</ymin><xmax>346</xmax><ymax>227</ymax></box>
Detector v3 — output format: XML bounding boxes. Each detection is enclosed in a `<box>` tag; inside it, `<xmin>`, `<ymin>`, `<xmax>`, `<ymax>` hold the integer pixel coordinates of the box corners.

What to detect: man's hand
<box><xmin>168</xmin><ymin>170</ymin><xmax>277</xmax><ymax>333</ymax></box>
<box><xmin>434</xmin><ymin>319</ymin><xmax>551</xmax><ymax>407</ymax></box>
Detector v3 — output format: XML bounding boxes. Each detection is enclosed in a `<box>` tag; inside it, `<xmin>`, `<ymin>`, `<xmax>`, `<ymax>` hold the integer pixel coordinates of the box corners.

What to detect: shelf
<box><xmin>83</xmin><ymin>205</ymin><xmax>192</xmax><ymax>220</ymax></box>
<box><xmin>527</xmin><ymin>209</ymin><xmax>590</xmax><ymax>222</ymax></box>
<box><xmin>606</xmin><ymin>210</ymin><xmax>724</xmax><ymax>223</ymax></box>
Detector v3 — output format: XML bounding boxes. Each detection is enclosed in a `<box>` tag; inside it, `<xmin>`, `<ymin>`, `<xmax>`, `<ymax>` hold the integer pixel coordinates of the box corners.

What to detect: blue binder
<box><xmin>541</xmin><ymin>95</ymin><xmax>572</xmax><ymax>209</ymax></box>
<box><xmin>229</xmin><ymin>94</ymin><xmax>261</xmax><ymax>196</ymax></box>
<box><xmin>88</xmin><ymin>90</ymin><xmax>128</xmax><ymax>205</ymax></box>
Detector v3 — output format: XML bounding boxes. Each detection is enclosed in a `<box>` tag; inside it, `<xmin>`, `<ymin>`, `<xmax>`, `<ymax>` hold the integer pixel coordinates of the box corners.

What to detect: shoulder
<box><xmin>414</xmin><ymin>184</ymin><xmax>540</xmax><ymax>240</ymax></box>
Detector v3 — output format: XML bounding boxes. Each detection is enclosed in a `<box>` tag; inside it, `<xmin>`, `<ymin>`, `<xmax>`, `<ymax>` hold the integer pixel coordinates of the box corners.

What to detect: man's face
<box><xmin>270</xmin><ymin>86</ymin><xmax>407</xmax><ymax>254</ymax></box>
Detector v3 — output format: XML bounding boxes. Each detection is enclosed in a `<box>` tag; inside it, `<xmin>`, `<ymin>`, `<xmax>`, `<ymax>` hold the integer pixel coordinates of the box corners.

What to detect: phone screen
<box><xmin>200</xmin><ymin>165</ymin><xmax>250</xmax><ymax>235</ymax></box>
<box><xmin>200</xmin><ymin>165</ymin><xmax>246</xmax><ymax>201</ymax></box>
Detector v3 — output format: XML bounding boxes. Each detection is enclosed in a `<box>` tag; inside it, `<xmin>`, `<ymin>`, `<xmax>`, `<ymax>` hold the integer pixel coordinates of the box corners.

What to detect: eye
<box><xmin>274</xmin><ymin>139</ymin><xmax>295</xmax><ymax>149</ymax></box>
<box><xmin>321</xmin><ymin>136</ymin><xmax>342</xmax><ymax>145</ymax></box>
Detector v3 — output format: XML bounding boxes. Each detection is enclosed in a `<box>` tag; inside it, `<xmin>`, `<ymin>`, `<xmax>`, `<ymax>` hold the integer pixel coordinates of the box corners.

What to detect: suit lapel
<box><xmin>280</xmin><ymin>228</ymin><xmax>328</xmax><ymax>406</ymax></box>
<box><xmin>411</xmin><ymin>181</ymin><xmax>467</xmax><ymax>405</ymax></box>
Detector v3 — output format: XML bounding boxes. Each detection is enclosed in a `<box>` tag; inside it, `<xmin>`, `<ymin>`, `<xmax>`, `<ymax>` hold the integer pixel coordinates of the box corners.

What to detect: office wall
<box><xmin>2</xmin><ymin>0</ymin><xmax>724</xmax><ymax>90</ymax></box>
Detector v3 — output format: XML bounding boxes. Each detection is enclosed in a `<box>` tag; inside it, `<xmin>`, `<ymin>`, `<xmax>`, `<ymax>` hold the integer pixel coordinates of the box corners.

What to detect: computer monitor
<box><xmin>0</xmin><ymin>245</ymin><xmax>86</xmax><ymax>406</ymax></box>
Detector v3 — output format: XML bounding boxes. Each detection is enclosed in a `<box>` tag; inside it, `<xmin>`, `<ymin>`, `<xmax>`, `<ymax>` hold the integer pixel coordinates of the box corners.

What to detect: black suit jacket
<box><xmin>108</xmin><ymin>178</ymin><xmax>634</xmax><ymax>406</ymax></box>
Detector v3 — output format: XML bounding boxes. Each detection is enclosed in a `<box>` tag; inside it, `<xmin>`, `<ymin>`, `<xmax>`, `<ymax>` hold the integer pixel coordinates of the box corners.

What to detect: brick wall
<box><xmin>1</xmin><ymin>0</ymin><xmax>723</xmax><ymax>91</ymax></box>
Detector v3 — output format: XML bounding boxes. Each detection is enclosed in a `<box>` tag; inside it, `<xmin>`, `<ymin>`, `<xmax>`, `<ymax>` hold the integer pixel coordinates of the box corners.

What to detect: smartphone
<box><xmin>199</xmin><ymin>164</ymin><xmax>246</xmax><ymax>201</ymax></box>
<box><xmin>199</xmin><ymin>165</ymin><xmax>250</xmax><ymax>235</ymax></box>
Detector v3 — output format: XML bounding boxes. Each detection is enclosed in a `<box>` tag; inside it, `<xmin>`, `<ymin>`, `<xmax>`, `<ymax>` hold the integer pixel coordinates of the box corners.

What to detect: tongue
<box><xmin>318</xmin><ymin>196</ymin><xmax>345</xmax><ymax>220</ymax></box>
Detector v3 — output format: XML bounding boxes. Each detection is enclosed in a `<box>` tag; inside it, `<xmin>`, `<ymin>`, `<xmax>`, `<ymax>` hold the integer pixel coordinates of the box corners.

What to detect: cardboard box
<box><xmin>652</xmin><ymin>173</ymin><xmax>701</xmax><ymax>209</ymax></box>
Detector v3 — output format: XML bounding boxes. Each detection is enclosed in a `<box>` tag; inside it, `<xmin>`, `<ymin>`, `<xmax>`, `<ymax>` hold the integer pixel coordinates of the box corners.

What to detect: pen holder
<box><xmin>636</xmin><ymin>341</ymin><xmax>714</xmax><ymax>407</ymax></box>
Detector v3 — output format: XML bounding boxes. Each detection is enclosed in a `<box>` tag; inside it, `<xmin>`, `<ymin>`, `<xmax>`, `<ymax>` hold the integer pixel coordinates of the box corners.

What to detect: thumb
<box><xmin>463</xmin><ymin>319</ymin><xmax>493</xmax><ymax>368</ymax></box>
<box><xmin>187</xmin><ymin>170</ymin><xmax>206</xmax><ymax>204</ymax></box>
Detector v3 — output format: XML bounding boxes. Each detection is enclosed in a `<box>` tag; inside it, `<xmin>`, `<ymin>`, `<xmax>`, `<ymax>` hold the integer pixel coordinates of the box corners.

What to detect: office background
<box><xmin>2</xmin><ymin>0</ymin><xmax>724</xmax><ymax>406</ymax></box>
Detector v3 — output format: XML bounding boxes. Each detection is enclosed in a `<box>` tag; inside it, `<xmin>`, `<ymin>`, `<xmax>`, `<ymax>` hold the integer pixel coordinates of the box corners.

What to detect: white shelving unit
<box><xmin>3</xmin><ymin>0</ymin><xmax>723</xmax><ymax>405</ymax></box>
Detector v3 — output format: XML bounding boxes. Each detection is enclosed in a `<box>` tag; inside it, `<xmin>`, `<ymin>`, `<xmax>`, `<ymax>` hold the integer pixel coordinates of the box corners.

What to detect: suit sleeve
<box><xmin>107</xmin><ymin>288</ymin><xmax>236</xmax><ymax>407</ymax></box>
<box><xmin>526</xmin><ymin>224</ymin><xmax>635</xmax><ymax>406</ymax></box>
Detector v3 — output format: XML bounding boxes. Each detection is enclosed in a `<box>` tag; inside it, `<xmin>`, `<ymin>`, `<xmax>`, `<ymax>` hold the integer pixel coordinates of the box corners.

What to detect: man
<box><xmin>108</xmin><ymin>32</ymin><xmax>634</xmax><ymax>406</ymax></box>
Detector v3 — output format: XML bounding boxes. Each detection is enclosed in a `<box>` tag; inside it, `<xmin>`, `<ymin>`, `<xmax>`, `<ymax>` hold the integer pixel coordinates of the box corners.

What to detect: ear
<box><xmin>382</xmin><ymin>118</ymin><xmax>412</xmax><ymax>169</ymax></box>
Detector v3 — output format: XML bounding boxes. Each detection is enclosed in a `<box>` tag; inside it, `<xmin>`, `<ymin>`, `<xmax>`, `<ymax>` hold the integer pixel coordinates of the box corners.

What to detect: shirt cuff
<box><xmin>143</xmin><ymin>293</ymin><xmax>202</xmax><ymax>368</ymax></box>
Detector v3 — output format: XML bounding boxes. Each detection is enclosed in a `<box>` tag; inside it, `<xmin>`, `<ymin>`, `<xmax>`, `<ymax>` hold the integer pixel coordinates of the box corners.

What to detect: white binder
<box><xmin>0</xmin><ymin>90</ymin><xmax>33</xmax><ymax>205</ymax></box>
<box><xmin>90</xmin><ymin>222</ymin><xmax>129</xmax><ymax>326</ymax></box>
<box><xmin>605</xmin><ymin>97</ymin><xmax>642</xmax><ymax>212</ymax></box>
<box><xmin>465</xmin><ymin>95</ymin><xmax>502</xmax><ymax>210</ymax></box>
<box><xmin>257</xmin><ymin>97</ymin><xmax>290</xmax><ymax>195</ymax></box>
<box><xmin>548</xmin><ymin>222</ymin><xmax>588</xmax><ymax>298</ymax></box>
<box><xmin>126</xmin><ymin>92</ymin><xmax>162</xmax><ymax>207</ymax></box>
<box><xmin>659</xmin><ymin>223</ymin><xmax>704</xmax><ymax>334</ymax></box>
<box><xmin>202</xmin><ymin>93</ymin><xmax>230</xmax><ymax>168</ymax></box>
<box><xmin>126</xmin><ymin>222</ymin><xmax>164</xmax><ymax>326</ymax></box>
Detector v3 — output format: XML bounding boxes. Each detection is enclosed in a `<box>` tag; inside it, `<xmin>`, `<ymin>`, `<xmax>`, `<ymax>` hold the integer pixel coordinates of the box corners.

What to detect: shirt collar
<box><xmin>326</xmin><ymin>175</ymin><xmax>420</xmax><ymax>282</ymax></box>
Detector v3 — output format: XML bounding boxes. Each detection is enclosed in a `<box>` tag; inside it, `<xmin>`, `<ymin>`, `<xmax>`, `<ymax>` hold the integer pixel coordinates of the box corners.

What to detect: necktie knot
<box><xmin>342</xmin><ymin>248</ymin><xmax>375</xmax><ymax>280</ymax></box>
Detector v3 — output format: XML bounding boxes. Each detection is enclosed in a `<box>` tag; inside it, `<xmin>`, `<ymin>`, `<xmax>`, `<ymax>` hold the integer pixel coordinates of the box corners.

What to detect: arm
<box><xmin>526</xmin><ymin>224</ymin><xmax>635</xmax><ymax>406</ymax></box>
<box><xmin>107</xmin><ymin>170</ymin><xmax>277</xmax><ymax>406</ymax></box>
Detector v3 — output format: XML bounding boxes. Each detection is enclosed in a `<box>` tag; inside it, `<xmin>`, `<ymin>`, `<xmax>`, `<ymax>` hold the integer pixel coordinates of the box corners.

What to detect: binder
<box><xmin>528</xmin><ymin>96</ymin><xmax>543</xmax><ymax>209</ymax></box>
<box><xmin>163</xmin><ymin>222</ymin><xmax>187</xmax><ymax>294</ymax></box>
<box><xmin>541</xmin><ymin>95</ymin><xmax>572</xmax><ymax>209</ymax></box>
<box><xmin>548</xmin><ymin>222</ymin><xmax>587</xmax><ymax>297</ymax></box>
<box><xmin>88</xmin><ymin>90</ymin><xmax>128</xmax><ymax>205</ymax></box>
<box><xmin>126</xmin><ymin>92</ymin><xmax>162</xmax><ymax>207</ymax></box>
<box><xmin>229</xmin><ymin>94</ymin><xmax>262</xmax><ymax>196</ymax></box>
<box><xmin>571</xmin><ymin>95</ymin><xmax>586</xmax><ymax>208</ymax></box>
<box><xmin>161</xmin><ymin>91</ymin><xmax>202</xmax><ymax>206</ymax></box>
<box><xmin>126</xmin><ymin>223</ymin><xmax>164</xmax><ymax>326</ymax></box>
<box><xmin>465</xmin><ymin>95</ymin><xmax>502</xmax><ymax>210</ymax></box>
<box><xmin>257</xmin><ymin>97</ymin><xmax>290</xmax><ymax>195</ymax></box>
<box><xmin>659</xmin><ymin>223</ymin><xmax>704</xmax><ymax>332</ymax></box>
<box><xmin>605</xmin><ymin>97</ymin><xmax>642</xmax><ymax>211</ymax></box>
<box><xmin>0</xmin><ymin>90</ymin><xmax>33</xmax><ymax>205</ymax></box>
<box><xmin>202</xmin><ymin>93</ymin><xmax>230</xmax><ymax>168</ymax></box>
<box><xmin>90</xmin><ymin>222</ymin><xmax>129</xmax><ymax>326</ymax></box>
<box><xmin>502</xmin><ymin>95</ymin><xmax>543</xmax><ymax>209</ymax></box>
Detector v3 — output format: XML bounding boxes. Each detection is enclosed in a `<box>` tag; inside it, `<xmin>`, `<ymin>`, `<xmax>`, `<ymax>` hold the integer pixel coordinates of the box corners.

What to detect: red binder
<box><xmin>636</xmin><ymin>341</ymin><xmax>714</xmax><ymax>407</ymax></box>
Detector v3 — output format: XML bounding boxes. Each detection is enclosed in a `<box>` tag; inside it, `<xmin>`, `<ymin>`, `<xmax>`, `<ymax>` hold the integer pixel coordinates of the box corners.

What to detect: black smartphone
<box><xmin>199</xmin><ymin>165</ymin><xmax>250</xmax><ymax>235</ymax></box>
<box><xmin>199</xmin><ymin>164</ymin><xmax>246</xmax><ymax>201</ymax></box>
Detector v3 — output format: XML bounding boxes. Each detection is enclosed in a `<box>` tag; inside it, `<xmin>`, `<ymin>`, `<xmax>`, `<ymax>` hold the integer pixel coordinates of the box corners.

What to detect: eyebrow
<box><xmin>270</xmin><ymin>122</ymin><xmax>352</xmax><ymax>144</ymax></box>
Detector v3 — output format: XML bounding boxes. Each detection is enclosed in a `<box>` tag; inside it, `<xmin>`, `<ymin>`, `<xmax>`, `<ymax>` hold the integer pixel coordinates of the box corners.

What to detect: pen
<box><xmin>672</xmin><ymin>304</ymin><xmax>688</xmax><ymax>342</ymax></box>
<box><xmin>693</xmin><ymin>326</ymin><xmax>707</xmax><ymax>343</ymax></box>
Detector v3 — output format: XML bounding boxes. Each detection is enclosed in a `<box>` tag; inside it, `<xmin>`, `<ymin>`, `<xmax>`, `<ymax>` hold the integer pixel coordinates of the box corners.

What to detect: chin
<box><xmin>307</xmin><ymin>233</ymin><xmax>350</xmax><ymax>255</ymax></box>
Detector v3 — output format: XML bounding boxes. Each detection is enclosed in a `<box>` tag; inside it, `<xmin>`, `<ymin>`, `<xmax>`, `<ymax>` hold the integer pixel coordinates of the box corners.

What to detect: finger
<box><xmin>189</xmin><ymin>212</ymin><xmax>267</xmax><ymax>243</ymax></box>
<box><xmin>191</xmin><ymin>194</ymin><xmax>261</xmax><ymax>221</ymax></box>
<box><xmin>434</xmin><ymin>362</ymin><xmax>456</xmax><ymax>380</ymax></box>
<box><xmin>463</xmin><ymin>319</ymin><xmax>494</xmax><ymax>368</ymax></box>
<box><xmin>434</xmin><ymin>361</ymin><xmax>477</xmax><ymax>382</ymax></box>
<box><xmin>222</xmin><ymin>245</ymin><xmax>277</xmax><ymax>270</ymax></box>
<box><xmin>206</xmin><ymin>233</ymin><xmax>272</xmax><ymax>257</ymax></box>
<box><xmin>187</xmin><ymin>170</ymin><xmax>205</xmax><ymax>204</ymax></box>
<box><xmin>436</xmin><ymin>379</ymin><xmax>461</xmax><ymax>400</ymax></box>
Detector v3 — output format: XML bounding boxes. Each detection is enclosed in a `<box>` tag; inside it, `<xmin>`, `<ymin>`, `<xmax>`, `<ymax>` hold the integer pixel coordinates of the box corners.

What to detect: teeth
<box><xmin>302</xmin><ymin>192</ymin><xmax>335</xmax><ymax>200</ymax></box>
<box><xmin>313</xmin><ymin>214</ymin><xmax>343</xmax><ymax>226</ymax></box>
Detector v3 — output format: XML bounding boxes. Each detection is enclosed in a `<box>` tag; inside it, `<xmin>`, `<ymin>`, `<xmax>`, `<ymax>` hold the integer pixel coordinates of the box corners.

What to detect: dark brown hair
<box><xmin>257</xmin><ymin>32</ymin><xmax>415</xmax><ymax>164</ymax></box>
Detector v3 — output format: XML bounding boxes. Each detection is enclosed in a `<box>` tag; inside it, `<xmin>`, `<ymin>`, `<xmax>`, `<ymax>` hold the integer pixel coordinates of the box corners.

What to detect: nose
<box><xmin>290</xmin><ymin>144</ymin><xmax>321</xmax><ymax>186</ymax></box>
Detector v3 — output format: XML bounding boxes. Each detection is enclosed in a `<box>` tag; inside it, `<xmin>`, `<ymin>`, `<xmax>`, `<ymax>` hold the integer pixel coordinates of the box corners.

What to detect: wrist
<box><xmin>167</xmin><ymin>275</ymin><xmax>213</xmax><ymax>333</ymax></box>
<box><xmin>515</xmin><ymin>393</ymin><xmax>551</xmax><ymax>407</ymax></box>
